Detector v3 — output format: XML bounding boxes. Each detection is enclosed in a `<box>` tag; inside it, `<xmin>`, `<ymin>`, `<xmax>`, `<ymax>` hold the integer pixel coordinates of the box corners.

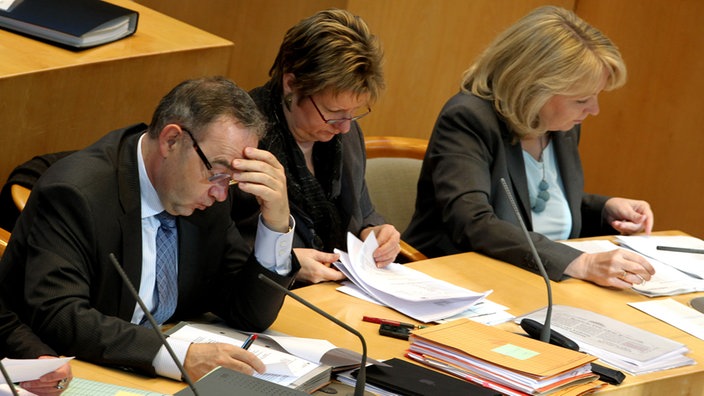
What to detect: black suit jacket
<box><xmin>403</xmin><ymin>92</ymin><xmax>614</xmax><ymax>280</ymax></box>
<box><xmin>0</xmin><ymin>302</ymin><xmax>55</xmax><ymax>359</ymax></box>
<box><xmin>0</xmin><ymin>124</ymin><xmax>299</xmax><ymax>375</ymax></box>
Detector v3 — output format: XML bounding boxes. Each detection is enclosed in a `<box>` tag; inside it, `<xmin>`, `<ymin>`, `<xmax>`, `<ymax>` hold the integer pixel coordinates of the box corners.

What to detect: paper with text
<box><xmin>333</xmin><ymin>232</ymin><xmax>490</xmax><ymax>322</ymax></box>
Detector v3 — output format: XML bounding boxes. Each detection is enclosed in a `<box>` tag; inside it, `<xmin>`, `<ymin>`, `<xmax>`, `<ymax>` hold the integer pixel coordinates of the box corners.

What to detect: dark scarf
<box><xmin>251</xmin><ymin>82</ymin><xmax>349</xmax><ymax>252</ymax></box>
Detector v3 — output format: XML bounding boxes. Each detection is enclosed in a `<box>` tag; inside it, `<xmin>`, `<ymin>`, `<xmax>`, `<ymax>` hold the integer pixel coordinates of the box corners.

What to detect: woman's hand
<box><xmin>293</xmin><ymin>248</ymin><xmax>344</xmax><ymax>284</ymax></box>
<box><xmin>604</xmin><ymin>197</ymin><xmax>654</xmax><ymax>235</ymax></box>
<box><xmin>565</xmin><ymin>250</ymin><xmax>655</xmax><ymax>289</ymax></box>
<box><xmin>360</xmin><ymin>224</ymin><xmax>401</xmax><ymax>267</ymax></box>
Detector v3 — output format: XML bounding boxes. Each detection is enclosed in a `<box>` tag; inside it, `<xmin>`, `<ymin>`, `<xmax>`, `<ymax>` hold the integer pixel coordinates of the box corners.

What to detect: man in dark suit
<box><xmin>0</xmin><ymin>76</ymin><xmax>300</xmax><ymax>381</ymax></box>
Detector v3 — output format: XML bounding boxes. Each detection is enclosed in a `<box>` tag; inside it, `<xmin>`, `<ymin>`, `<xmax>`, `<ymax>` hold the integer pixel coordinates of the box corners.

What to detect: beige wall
<box><xmin>123</xmin><ymin>1</ymin><xmax>704</xmax><ymax>237</ymax></box>
<box><xmin>137</xmin><ymin>0</ymin><xmax>346</xmax><ymax>90</ymax></box>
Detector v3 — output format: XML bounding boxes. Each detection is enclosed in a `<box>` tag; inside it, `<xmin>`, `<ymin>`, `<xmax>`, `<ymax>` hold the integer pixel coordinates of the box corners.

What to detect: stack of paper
<box><xmin>519</xmin><ymin>305</ymin><xmax>694</xmax><ymax>375</ymax></box>
<box><xmin>406</xmin><ymin>319</ymin><xmax>602</xmax><ymax>396</ymax></box>
<box><xmin>333</xmin><ymin>233</ymin><xmax>491</xmax><ymax>323</ymax></box>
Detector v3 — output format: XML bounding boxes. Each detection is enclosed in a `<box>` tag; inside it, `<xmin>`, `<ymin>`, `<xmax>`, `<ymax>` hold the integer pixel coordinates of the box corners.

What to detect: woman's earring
<box><xmin>284</xmin><ymin>94</ymin><xmax>293</xmax><ymax>111</ymax></box>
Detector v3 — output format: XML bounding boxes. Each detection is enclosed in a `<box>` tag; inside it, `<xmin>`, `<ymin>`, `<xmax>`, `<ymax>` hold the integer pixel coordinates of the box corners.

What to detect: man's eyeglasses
<box><xmin>181</xmin><ymin>127</ymin><xmax>236</xmax><ymax>187</ymax></box>
<box><xmin>308</xmin><ymin>96</ymin><xmax>371</xmax><ymax>125</ymax></box>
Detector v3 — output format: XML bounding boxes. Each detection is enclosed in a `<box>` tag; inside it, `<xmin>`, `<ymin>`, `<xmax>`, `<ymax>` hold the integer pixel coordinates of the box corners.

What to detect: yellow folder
<box><xmin>410</xmin><ymin>318</ymin><xmax>596</xmax><ymax>379</ymax></box>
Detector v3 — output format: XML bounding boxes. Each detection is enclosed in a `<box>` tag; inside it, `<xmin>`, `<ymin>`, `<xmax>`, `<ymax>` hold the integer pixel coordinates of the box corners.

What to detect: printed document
<box><xmin>333</xmin><ymin>232</ymin><xmax>490</xmax><ymax>322</ymax></box>
<box><xmin>166</xmin><ymin>322</ymin><xmax>327</xmax><ymax>389</ymax></box>
<box><xmin>519</xmin><ymin>305</ymin><xmax>694</xmax><ymax>375</ymax></box>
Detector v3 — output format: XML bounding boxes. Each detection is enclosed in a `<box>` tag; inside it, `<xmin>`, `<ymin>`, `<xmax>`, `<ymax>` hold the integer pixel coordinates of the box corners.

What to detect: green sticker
<box><xmin>492</xmin><ymin>344</ymin><xmax>539</xmax><ymax>360</ymax></box>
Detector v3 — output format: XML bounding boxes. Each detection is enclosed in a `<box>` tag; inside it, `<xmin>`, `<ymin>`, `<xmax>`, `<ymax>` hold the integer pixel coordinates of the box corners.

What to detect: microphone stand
<box><xmin>500</xmin><ymin>178</ymin><xmax>552</xmax><ymax>342</ymax></box>
<box><xmin>258</xmin><ymin>274</ymin><xmax>368</xmax><ymax>396</ymax></box>
<box><xmin>0</xmin><ymin>360</ymin><xmax>19</xmax><ymax>396</ymax></box>
<box><xmin>109</xmin><ymin>253</ymin><xmax>200</xmax><ymax>396</ymax></box>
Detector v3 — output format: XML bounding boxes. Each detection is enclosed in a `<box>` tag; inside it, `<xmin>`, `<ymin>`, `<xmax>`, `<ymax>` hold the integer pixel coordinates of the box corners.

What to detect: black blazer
<box><xmin>0</xmin><ymin>124</ymin><xmax>298</xmax><ymax>375</ymax></box>
<box><xmin>403</xmin><ymin>92</ymin><xmax>614</xmax><ymax>280</ymax></box>
<box><xmin>0</xmin><ymin>302</ymin><xmax>55</xmax><ymax>359</ymax></box>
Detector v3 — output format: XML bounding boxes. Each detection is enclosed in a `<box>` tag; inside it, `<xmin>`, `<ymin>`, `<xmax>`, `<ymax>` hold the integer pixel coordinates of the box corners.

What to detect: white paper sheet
<box><xmin>0</xmin><ymin>357</ymin><xmax>73</xmax><ymax>384</ymax></box>
<box><xmin>333</xmin><ymin>232</ymin><xmax>490</xmax><ymax>322</ymax></box>
<box><xmin>629</xmin><ymin>298</ymin><xmax>704</xmax><ymax>341</ymax></box>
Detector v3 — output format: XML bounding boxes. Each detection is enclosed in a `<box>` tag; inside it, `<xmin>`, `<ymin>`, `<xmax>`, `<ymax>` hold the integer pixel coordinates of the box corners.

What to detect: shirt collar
<box><xmin>137</xmin><ymin>133</ymin><xmax>165</xmax><ymax>219</ymax></box>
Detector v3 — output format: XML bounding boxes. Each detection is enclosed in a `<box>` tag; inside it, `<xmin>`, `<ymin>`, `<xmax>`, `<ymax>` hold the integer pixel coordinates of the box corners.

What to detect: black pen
<box><xmin>241</xmin><ymin>334</ymin><xmax>257</xmax><ymax>350</ymax></box>
<box><xmin>656</xmin><ymin>246</ymin><xmax>704</xmax><ymax>255</ymax></box>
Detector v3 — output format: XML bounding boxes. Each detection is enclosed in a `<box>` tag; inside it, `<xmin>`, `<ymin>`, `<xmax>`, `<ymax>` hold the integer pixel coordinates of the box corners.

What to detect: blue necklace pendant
<box><xmin>532</xmin><ymin>179</ymin><xmax>550</xmax><ymax>213</ymax></box>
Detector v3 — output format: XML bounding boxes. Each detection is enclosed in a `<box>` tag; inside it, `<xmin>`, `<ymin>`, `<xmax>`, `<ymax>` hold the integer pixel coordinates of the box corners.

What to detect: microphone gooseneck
<box><xmin>0</xmin><ymin>360</ymin><xmax>19</xmax><ymax>396</ymax></box>
<box><xmin>257</xmin><ymin>273</ymin><xmax>368</xmax><ymax>396</ymax></box>
<box><xmin>499</xmin><ymin>178</ymin><xmax>552</xmax><ymax>343</ymax></box>
<box><xmin>108</xmin><ymin>253</ymin><xmax>200</xmax><ymax>396</ymax></box>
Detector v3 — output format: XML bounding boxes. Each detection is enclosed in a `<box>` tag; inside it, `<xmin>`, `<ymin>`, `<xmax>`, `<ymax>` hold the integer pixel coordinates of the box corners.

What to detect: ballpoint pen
<box><xmin>362</xmin><ymin>316</ymin><xmax>427</xmax><ymax>329</ymax></box>
<box><xmin>656</xmin><ymin>245</ymin><xmax>704</xmax><ymax>254</ymax></box>
<box><xmin>241</xmin><ymin>334</ymin><xmax>257</xmax><ymax>350</ymax></box>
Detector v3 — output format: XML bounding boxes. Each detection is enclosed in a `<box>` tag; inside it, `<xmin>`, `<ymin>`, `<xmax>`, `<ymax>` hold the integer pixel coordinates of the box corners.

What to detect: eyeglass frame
<box><xmin>308</xmin><ymin>96</ymin><xmax>371</xmax><ymax>125</ymax></box>
<box><xmin>180</xmin><ymin>126</ymin><xmax>237</xmax><ymax>187</ymax></box>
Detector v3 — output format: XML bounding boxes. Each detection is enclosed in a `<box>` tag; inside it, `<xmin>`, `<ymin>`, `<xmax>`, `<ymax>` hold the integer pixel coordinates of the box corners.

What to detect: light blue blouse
<box><xmin>522</xmin><ymin>142</ymin><xmax>572</xmax><ymax>241</ymax></box>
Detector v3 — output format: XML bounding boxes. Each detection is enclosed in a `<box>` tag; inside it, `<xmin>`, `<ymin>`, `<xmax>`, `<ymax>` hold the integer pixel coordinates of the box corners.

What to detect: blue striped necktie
<box><xmin>149</xmin><ymin>211</ymin><xmax>178</xmax><ymax>326</ymax></box>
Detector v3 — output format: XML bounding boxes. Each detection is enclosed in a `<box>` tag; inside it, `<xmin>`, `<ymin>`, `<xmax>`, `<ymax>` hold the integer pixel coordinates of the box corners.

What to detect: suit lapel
<box><xmin>115</xmin><ymin>126</ymin><xmax>148</xmax><ymax>320</ymax></box>
<box><xmin>552</xmin><ymin>128</ymin><xmax>583</xmax><ymax>237</ymax></box>
<box><xmin>504</xmin><ymin>133</ymin><xmax>533</xmax><ymax>229</ymax></box>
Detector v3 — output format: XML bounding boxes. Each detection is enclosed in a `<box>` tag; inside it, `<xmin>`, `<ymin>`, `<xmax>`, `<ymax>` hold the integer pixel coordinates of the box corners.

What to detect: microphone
<box><xmin>108</xmin><ymin>253</ymin><xmax>200</xmax><ymax>396</ymax></box>
<box><xmin>257</xmin><ymin>273</ymin><xmax>368</xmax><ymax>396</ymax></box>
<box><xmin>498</xmin><ymin>181</ymin><xmax>626</xmax><ymax>385</ymax></box>
<box><xmin>499</xmin><ymin>178</ymin><xmax>552</xmax><ymax>343</ymax></box>
<box><xmin>0</xmin><ymin>360</ymin><xmax>19</xmax><ymax>396</ymax></box>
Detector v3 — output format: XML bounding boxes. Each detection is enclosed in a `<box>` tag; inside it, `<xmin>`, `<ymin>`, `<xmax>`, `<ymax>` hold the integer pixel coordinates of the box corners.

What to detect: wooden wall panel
<box><xmin>0</xmin><ymin>0</ymin><xmax>233</xmax><ymax>184</ymax></box>
<box><xmin>576</xmin><ymin>0</ymin><xmax>704</xmax><ymax>237</ymax></box>
<box><xmin>137</xmin><ymin>0</ymin><xmax>346</xmax><ymax>90</ymax></box>
<box><xmin>348</xmin><ymin>0</ymin><xmax>574</xmax><ymax>138</ymax></box>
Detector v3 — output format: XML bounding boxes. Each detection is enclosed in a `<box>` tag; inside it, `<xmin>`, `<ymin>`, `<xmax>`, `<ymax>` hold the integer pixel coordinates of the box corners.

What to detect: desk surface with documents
<box><xmin>63</xmin><ymin>231</ymin><xmax>704</xmax><ymax>396</ymax></box>
<box><xmin>272</xmin><ymin>230</ymin><xmax>704</xmax><ymax>396</ymax></box>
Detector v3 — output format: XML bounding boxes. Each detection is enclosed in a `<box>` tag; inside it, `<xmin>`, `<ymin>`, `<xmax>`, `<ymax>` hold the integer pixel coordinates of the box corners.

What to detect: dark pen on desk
<box><xmin>362</xmin><ymin>316</ymin><xmax>427</xmax><ymax>329</ymax></box>
<box><xmin>656</xmin><ymin>245</ymin><xmax>704</xmax><ymax>254</ymax></box>
<box><xmin>241</xmin><ymin>334</ymin><xmax>257</xmax><ymax>350</ymax></box>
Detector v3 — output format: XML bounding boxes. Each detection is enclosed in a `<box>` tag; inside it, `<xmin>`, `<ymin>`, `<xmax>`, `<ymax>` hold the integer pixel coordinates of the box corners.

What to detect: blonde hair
<box><xmin>462</xmin><ymin>6</ymin><xmax>626</xmax><ymax>137</ymax></box>
<box><xmin>269</xmin><ymin>9</ymin><xmax>384</xmax><ymax>103</ymax></box>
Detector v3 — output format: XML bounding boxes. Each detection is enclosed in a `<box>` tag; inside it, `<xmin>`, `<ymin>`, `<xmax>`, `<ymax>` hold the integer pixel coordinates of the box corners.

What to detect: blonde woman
<box><xmin>404</xmin><ymin>6</ymin><xmax>654</xmax><ymax>288</ymax></box>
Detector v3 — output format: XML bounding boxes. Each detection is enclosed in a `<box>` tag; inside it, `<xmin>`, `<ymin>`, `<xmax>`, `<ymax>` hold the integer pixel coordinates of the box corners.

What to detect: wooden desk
<box><xmin>0</xmin><ymin>0</ymin><xmax>233</xmax><ymax>184</ymax></box>
<box><xmin>64</xmin><ymin>231</ymin><xmax>704</xmax><ymax>395</ymax></box>
<box><xmin>270</xmin><ymin>231</ymin><xmax>704</xmax><ymax>395</ymax></box>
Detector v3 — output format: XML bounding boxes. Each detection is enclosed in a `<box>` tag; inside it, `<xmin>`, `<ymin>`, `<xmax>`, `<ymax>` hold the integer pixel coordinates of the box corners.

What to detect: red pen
<box><xmin>362</xmin><ymin>316</ymin><xmax>427</xmax><ymax>329</ymax></box>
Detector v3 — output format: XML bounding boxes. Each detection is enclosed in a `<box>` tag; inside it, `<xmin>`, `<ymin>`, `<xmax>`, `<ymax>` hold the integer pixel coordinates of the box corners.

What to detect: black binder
<box><xmin>354</xmin><ymin>358</ymin><xmax>501</xmax><ymax>396</ymax></box>
<box><xmin>0</xmin><ymin>0</ymin><xmax>138</xmax><ymax>49</ymax></box>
